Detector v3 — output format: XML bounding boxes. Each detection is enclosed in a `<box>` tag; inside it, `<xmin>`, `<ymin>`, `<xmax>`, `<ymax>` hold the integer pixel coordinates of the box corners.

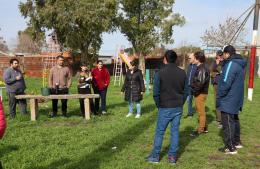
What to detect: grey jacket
<box><xmin>3</xmin><ymin>67</ymin><xmax>26</xmax><ymax>93</ymax></box>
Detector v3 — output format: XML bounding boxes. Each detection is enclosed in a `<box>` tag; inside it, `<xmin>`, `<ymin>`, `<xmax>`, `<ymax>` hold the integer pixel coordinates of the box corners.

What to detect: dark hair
<box><xmin>10</xmin><ymin>58</ymin><xmax>19</xmax><ymax>64</ymax></box>
<box><xmin>223</xmin><ymin>45</ymin><xmax>236</xmax><ymax>56</ymax></box>
<box><xmin>164</xmin><ymin>50</ymin><xmax>177</xmax><ymax>63</ymax></box>
<box><xmin>56</xmin><ymin>55</ymin><xmax>64</xmax><ymax>60</ymax></box>
<box><xmin>130</xmin><ymin>59</ymin><xmax>139</xmax><ymax>67</ymax></box>
<box><xmin>216</xmin><ymin>50</ymin><xmax>223</xmax><ymax>56</ymax></box>
<box><xmin>80</xmin><ymin>62</ymin><xmax>88</xmax><ymax>67</ymax></box>
<box><xmin>97</xmin><ymin>60</ymin><xmax>103</xmax><ymax>64</ymax></box>
<box><xmin>194</xmin><ymin>51</ymin><xmax>206</xmax><ymax>63</ymax></box>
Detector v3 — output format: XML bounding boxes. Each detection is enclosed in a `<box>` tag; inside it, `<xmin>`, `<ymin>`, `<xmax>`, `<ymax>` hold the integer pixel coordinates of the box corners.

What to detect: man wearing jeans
<box><xmin>186</xmin><ymin>53</ymin><xmax>197</xmax><ymax>117</ymax></box>
<box><xmin>217</xmin><ymin>45</ymin><xmax>246</xmax><ymax>154</ymax></box>
<box><xmin>91</xmin><ymin>60</ymin><xmax>110</xmax><ymax>114</ymax></box>
<box><xmin>146</xmin><ymin>50</ymin><xmax>188</xmax><ymax>164</ymax></box>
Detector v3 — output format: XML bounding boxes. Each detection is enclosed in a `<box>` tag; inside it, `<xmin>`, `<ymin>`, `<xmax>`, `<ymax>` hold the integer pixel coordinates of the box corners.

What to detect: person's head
<box><xmin>163</xmin><ymin>50</ymin><xmax>177</xmax><ymax>64</ymax></box>
<box><xmin>56</xmin><ymin>55</ymin><xmax>64</xmax><ymax>66</ymax></box>
<box><xmin>130</xmin><ymin>59</ymin><xmax>139</xmax><ymax>70</ymax></box>
<box><xmin>223</xmin><ymin>45</ymin><xmax>236</xmax><ymax>60</ymax></box>
<box><xmin>193</xmin><ymin>51</ymin><xmax>206</xmax><ymax>65</ymax></box>
<box><xmin>97</xmin><ymin>60</ymin><xmax>103</xmax><ymax>69</ymax></box>
<box><xmin>216</xmin><ymin>50</ymin><xmax>224</xmax><ymax>61</ymax></box>
<box><xmin>10</xmin><ymin>58</ymin><xmax>19</xmax><ymax>69</ymax></box>
<box><xmin>80</xmin><ymin>62</ymin><xmax>89</xmax><ymax>71</ymax></box>
<box><xmin>188</xmin><ymin>53</ymin><xmax>196</xmax><ymax>64</ymax></box>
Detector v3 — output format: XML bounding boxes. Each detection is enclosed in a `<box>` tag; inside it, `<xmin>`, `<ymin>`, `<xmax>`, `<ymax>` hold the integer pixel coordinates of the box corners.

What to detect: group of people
<box><xmin>146</xmin><ymin>45</ymin><xmax>246</xmax><ymax>164</ymax></box>
<box><xmin>2</xmin><ymin>45</ymin><xmax>246</xmax><ymax>165</ymax></box>
<box><xmin>3</xmin><ymin>56</ymin><xmax>111</xmax><ymax>118</ymax></box>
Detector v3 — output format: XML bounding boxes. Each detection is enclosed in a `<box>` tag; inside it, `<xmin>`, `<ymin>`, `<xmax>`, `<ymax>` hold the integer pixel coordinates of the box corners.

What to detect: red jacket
<box><xmin>91</xmin><ymin>67</ymin><xmax>110</xmax><ymax>90</ymax></box>
<box><xmin>0</xmin><ymin>100</ymin><xmax>6</xmax><ymax>139</ymax></box>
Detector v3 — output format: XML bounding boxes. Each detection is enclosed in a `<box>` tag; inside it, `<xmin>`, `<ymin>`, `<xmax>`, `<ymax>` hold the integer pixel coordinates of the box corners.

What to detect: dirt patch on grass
<box><xmin>208</xmin><ymin>155</ymin><xmax>225</xmax><ymax>161</ymax></box>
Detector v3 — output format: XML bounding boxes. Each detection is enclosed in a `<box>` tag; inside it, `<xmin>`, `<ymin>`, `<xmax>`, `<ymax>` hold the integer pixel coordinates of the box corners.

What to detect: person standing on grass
<box><xmin>185</xmin><ymin>53</ymin><xmax>197</xmax><ymax>118</ymax></box>
<box><xmin>0</xmin><ymin>100</ymin><xmax>6</xmax><ymax>169</ymax></box>
<box><xmin>91</xmin><ymin>60</ymin><xmax>110</xmax><ymax>115</ymax></box>
<box><xmin>3</xmin><ymin>58</ymin><xmax>27</xmax><ymax>119</ymax></box>
<box><xmin>146</xmin><ymin>50</ymin><xmax>188</xmax><ymax>164</ymax></box>
<box><xmin>190</xmin><ymin>51</ymin><xmax>210</xmax><ymax>136</ymax></box>
<box><xmin>77</xmin><ymin>62</ymin><xmax>95</xmax><ymax>116</ymax></box>
<box><xmin>121</xmin><ymin>59</ymin><xmax>145</xmax><ymax>119</ymax></box>
<box><xmin>48</xmin><ymin>55</ymin><xmax>72</xmax><ymax>118</ymax></box>
<box><xmin>217</xmin><ymin>45</ymin><xmax>246</xmax><ymax>155</ymax></box>
<box><xmin>210</xmin><ymin>50</ymin><xmax>224</xmax><ymax>128</ymax></box>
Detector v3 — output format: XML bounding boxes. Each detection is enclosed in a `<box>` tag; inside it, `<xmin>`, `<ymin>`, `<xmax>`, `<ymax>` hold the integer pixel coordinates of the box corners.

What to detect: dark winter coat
<box><xmin>191</xmin><ymin>63</ymin><xmax>210</xmax><ymax>96</ymax></box>
<box><xmin>216</xmin><ymin>54</ymin><xmax>247</xmax><ymax>114</ymax></box>
<box><xmin>121</xmin><ymin>68</ymin><xmax>145</xmax><ymax>102</ymax></box>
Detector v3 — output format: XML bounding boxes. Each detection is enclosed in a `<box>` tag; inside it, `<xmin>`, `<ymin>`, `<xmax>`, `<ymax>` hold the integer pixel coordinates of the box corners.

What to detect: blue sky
<box><xmin>0</xmin><ymin>0</ymin><xmax>255</xmax><ymax>55</ymax></box>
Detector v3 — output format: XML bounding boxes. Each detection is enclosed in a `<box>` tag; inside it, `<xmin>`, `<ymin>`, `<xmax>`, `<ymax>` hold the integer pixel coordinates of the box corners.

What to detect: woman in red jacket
<box><xmin>91</xmin><ymin>60</ymin><xmax>110</xmax><ymax>114</ymax></box>
<box><xmin>0</xmin><ymin>100</ymin><xmax>6</xmax><ymax>139</ymax></box>
<box><xmin>0</xmin><ymin>100</ymin><xmax>7</xmax><ymax>169</ymax></box>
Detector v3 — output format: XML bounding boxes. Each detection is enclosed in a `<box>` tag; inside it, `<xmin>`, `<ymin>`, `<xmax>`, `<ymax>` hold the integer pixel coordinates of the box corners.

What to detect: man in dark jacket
<box><xmin>186</xmin><ymin>53</ymin><xmax>197</xmax><ymax>117</ymax></box>
<box><xmin>3</xmin><ymin>58</ymin><xmax>27</xmax><ymax>118</ymax></box>
<box><xmin>190</xmin><ymin>51</ymin><xmax>210</xmax><ymax>136</ymax></box>
<box><xmin>146</xmin><ymin>50</ymin><xmax>188</xmax><ymax>164</ymax></box>
<box><xmin>217</xmin><ymin>45</ymin><xmax>246</xmax><ymax>155</ymax></box>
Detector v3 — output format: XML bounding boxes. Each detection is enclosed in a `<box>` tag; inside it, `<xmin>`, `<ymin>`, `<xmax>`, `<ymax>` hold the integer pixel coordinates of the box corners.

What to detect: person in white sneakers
<box><xmin>121</xmin><ymin>59</ymin><xmax>145</xmax><ymax>118</ymax></box>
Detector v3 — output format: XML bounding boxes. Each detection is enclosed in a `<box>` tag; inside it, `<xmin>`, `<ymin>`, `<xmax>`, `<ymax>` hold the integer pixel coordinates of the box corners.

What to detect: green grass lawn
<box><xmin>0</xmin><ymin>77</ymin><xmax>259</xmax><ymax>169</ymax></box>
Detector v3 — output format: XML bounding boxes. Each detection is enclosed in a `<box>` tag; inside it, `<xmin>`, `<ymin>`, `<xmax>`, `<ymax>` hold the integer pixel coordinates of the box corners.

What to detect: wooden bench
<box><xmin>15</xmin><ymin>94</ymin><xmax>99</xmax><ymax>121</ymax></box>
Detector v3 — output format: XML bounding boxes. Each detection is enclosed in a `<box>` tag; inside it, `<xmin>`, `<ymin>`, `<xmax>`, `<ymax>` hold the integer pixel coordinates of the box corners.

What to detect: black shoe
<box><xmin>218</xmin><ymin>147</ymin><xmax>237</xmax><ymax>154</ymax></box>
<box><xmin>204</xmin><ymin>127</ymin><xmax>209</xmax><ymax>133</ymax></box>
<box><xmin>62</xmin><ymin>113</ymin><xmax>68</xmax><ymax>118</ymax></box>
<box><xmin>49</xmin><ymin>113</ymin><xmax>57</xmax><ymax>118</ymax></box>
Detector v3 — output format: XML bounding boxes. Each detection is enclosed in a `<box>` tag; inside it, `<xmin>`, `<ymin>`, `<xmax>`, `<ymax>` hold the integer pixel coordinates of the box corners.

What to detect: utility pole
<box><xmin>248</xmin><ymin>0</ymin><xmax>260</xmax><ymax>101</ymax></box>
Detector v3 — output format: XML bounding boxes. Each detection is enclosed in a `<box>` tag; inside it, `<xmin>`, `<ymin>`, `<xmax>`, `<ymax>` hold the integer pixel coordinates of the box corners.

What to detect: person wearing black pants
<box><xmin>50</xmin><ymin>88</ymin><xmax>69</xmax><ymax>117</ymax></box>
<box><xmin>216</xmin><ymin>45</ymin><xmax>246</xmax><ymax>154</ymax></box>
<box><xmin>77</xmin><ymin>62</ymin><xmax>95</xmax><ymax>116</ymax></box>
<box><xmin>221</xmin><ymin>112</ymin><xmax>241</xmax><ymax>153</ymax></box>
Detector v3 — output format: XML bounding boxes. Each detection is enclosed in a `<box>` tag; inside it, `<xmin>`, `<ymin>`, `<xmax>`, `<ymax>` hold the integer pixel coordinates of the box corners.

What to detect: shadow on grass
<box><xmin>160</xmin><ymin>113</ymin><xmax>215</xmax><ymax>159</ymax></box>
<box><xmin>0</xmin><ymin>145</ymin><xmax>19</xmax><ymax>158</ymax></box>
<box><xmin>27</xmin><ymin>158</ymin><xmax>71</xmax><ymax>169</ymax></box>
<box><xmin>63</xmin><ymin>107</ymin><xmax>156</xmax><ymax>169</ymax></box>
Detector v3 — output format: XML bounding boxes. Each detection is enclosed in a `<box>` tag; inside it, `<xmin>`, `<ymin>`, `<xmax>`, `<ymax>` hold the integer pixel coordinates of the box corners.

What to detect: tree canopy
<box><xmin>19</xmin><ymin>0</ymin><xmax>117</xmax><ymax>62</ymax></box>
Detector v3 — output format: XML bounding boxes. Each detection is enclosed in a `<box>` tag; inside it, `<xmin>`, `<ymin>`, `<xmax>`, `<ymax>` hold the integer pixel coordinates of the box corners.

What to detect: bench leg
<box><xmin>30</xmin><ymin>99</ymin><xmax>38</xmax><ymax>121</ymax></box>
<box><xmin>84</xmin><ymin>98</ymin><xmax>90</xmax><ymax>120</ymax></box>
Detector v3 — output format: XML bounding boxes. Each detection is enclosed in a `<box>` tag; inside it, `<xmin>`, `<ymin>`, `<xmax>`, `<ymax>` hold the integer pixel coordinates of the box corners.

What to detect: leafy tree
<box><xmin>201</xmin><ymin>17</ymin><xmax>248</xmax><ymax>47</ymax></box>
<box><xmin>116</xmin><ymin>0</ymin><xmax>185</xmax><ymax>72</ymax></box>
<box><xmin>19</xmin><ymin>0</ymin><xmax>117</xmax><ymax>62</ymax></box>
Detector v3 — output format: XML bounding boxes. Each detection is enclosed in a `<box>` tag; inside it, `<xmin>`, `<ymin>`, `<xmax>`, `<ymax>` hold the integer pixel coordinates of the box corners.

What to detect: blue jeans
<box><xmin>94</xmin><ymin>88</ymin><xmax>107</xmax><ymax>112</ymax></box>
<box><xmin>187</xmin><ymin>95</ymin><xmax>193</xmax><ymax>116</ymax></box>
<box><xmin>128</xmin><ymin>101</ymin><xmax>141</xmax><ymax>115</ymax></box>
<box><xmin>152</xmin><ymin>107</ymin><xmax>182</xmax><ymax>157</ymax></box>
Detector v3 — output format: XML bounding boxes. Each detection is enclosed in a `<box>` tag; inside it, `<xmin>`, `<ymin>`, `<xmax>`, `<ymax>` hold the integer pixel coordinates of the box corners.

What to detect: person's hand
<box><xmin>16</xmin><ymin>75</ymin><xmax>21</xmax><ymax>80</ymax></box>
<box><xmin>121</xmin><ymin>92</ymin><xmax>124</xmax><ymax>95</ymax></box>
<box><xmin>141</xmin><ymin>92</ymin><xmax>144</xmax><ymax>95</ymax></box>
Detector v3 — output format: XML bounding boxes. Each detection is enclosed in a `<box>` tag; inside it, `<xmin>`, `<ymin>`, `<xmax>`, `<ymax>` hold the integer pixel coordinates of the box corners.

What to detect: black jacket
<box><xmin>121</xmin><ymin>68</ymin><xmax>145</xmax><ymax>102</ymax></box>
<box><xmin>153</xmin><ymin>63</ymin><xmax>188</xmax><ymax>108</ymax></box>
<box><xmin>191</xmin><ymin>63</ymin><xmax>210</xmax><ymax>96</ymax></box>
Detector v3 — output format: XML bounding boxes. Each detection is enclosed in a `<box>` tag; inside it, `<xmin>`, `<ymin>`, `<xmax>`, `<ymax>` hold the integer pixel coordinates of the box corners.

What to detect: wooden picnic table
<box><xmin>15</xmin><ymin>94</ymin><xmax>99</xmax><ymax>121</ymax></box>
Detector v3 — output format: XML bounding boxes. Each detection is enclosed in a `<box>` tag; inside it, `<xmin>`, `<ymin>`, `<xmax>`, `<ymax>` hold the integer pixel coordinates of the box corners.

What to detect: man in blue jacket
<box><xmin>186</xmin><ymin>53</ymin><xmax>197</xmax><ymax>117</ymax></box>
<box><xmin>217</xmin><ymin>45</ymin><xmax>246</xmax><ymax>154</ymax></box>
<box><xmin>146</xmin><ymin>50</ymin><xmax>188</xmax><ymax>164</ymax></box>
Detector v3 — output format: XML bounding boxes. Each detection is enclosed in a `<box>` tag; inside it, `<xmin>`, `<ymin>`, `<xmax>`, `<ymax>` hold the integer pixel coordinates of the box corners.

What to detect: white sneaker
<box><xmin>135</xmin><ymin>114</ymin><xmax>141</xmax><ymax>118</ymax></box>
<box><xmin>102</xmin><ymin>111</ymin><xmax>107</xmax><ymax>114</ymax></box>
<box><xmin>126</xmin><ymin>113</ymin><xmax>133</xmax><ymax>117</ymax></box>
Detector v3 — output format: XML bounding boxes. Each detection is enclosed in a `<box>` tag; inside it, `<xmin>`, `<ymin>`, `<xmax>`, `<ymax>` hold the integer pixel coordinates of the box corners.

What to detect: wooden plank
<box><xmin>30</xmin><ymin>99</ymin><xmax>38</xmax><ymax>121</ymax></box>
<box><xmin>16</xmin><ymin>94</ymin><xmax>99</xmax><ymax>100</ymax></box>
<box><xmin>84</xmin><ymin>98</ymin><xmax>90</xmax><ymax>120</ymax></box>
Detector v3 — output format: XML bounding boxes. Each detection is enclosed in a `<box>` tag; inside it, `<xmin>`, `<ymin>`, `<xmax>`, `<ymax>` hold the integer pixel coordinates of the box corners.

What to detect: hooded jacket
<box><xmin>216</xmin><ymin>54</ymin><xmax>247</xmax><ymax>114</ymax></box>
